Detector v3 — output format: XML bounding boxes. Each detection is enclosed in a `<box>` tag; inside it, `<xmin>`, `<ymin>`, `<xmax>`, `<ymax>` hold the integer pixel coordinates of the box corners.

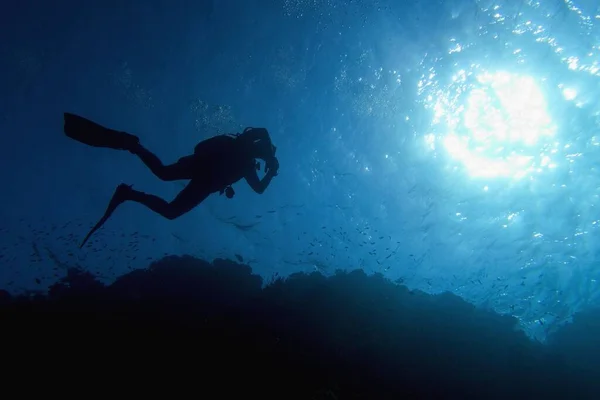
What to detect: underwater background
<box><xmin>3</xmin><ymin>0</ymin><xmax>600</xmax><ymax>397</ymax></box>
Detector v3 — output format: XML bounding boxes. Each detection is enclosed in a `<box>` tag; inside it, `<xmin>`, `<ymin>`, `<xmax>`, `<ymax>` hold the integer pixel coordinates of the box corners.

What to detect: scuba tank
<box><xmin>196</xmin><ymin>127</ymin><xmax>272</xmax><ymax>199</ymax></box>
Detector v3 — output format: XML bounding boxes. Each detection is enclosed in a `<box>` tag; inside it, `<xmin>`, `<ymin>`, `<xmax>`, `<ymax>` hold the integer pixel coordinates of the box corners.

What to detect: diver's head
<box><xmin>243</xmin><ymin>127</ymin><xmax>277</xmax><ymax>161</ymax></box>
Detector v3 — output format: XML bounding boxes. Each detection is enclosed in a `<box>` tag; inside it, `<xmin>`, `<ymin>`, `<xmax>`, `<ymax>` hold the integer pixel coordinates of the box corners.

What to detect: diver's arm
<box><xmin>245</xmin><ymin>168</ymin><xmax>276</xmax><ymax>194</ymax></box>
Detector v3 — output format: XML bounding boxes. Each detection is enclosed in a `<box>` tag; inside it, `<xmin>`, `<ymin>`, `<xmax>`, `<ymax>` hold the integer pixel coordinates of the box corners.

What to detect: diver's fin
<box><xmin>80</xmin><ymin>184</ymin><xmax>133</xmax><ymax>248</ymax></box>
<box><xmin>64</xmin><ymin>113</ymin><xmax>139</xmax><ymax>150</ymax></box>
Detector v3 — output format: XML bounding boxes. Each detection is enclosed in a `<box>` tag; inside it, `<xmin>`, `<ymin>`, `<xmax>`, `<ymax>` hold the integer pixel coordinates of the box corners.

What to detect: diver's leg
<box><xmin>123</xmin><ymin>179</ymin><xmax>209</xmax><ymax>220</ymax></box>
<box><xmin>131</xmin><ymin>143</ymin><xmax>196</xmax><ymax>181</ymax></box>
<box><xmin>79</xmin><ymin>181</ymin><xmax>209</xmax><ymax>247</ymax></box>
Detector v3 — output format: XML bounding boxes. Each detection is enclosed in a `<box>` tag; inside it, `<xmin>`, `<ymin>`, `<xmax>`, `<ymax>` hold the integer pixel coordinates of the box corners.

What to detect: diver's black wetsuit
<box><xmin>126</xmin><ymin>137</ymin><xmax>276</xmax><ymax>220</ymax></box>
<box><xmin>63</xmin><ymin>113</ymin><xmax>279</xmax><ymax>247</ymax></box>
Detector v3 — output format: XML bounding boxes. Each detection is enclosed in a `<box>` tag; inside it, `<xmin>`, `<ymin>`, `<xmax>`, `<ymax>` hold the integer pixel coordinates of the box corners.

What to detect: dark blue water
<box><xmin>2</xmin><ymin>0</ymin><xmax>600</xmax><ymax>397</ymax></box>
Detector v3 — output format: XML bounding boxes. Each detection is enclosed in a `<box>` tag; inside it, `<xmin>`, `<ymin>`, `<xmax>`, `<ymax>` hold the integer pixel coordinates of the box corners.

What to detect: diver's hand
<box><xmin>266</xmin><ymin>157</ymin><xmax>279</xmax><ymax>176</ymax></box>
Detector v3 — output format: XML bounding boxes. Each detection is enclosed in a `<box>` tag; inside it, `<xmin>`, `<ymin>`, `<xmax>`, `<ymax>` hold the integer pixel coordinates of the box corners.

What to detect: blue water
<box><xmin>2</xmin><ymin>0</ymin><xmax>600</xmax><ymax>342</ymax></box>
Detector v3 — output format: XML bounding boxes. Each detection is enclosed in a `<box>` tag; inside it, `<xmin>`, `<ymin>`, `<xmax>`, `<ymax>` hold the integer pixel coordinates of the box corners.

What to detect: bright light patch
<box><xmin>562</xmin><ymin>87</ymin><xmax>577</xmax><ymax>100</ymax></box>
<box><xmin>424</xmin><ymin>133</ymin><xmax>436</xmax><ymax>150</ymax></box>
<box><xmin>434</xmin><ymin>71</ymin><xmax>557</xmax><ymax>179</ymax></box>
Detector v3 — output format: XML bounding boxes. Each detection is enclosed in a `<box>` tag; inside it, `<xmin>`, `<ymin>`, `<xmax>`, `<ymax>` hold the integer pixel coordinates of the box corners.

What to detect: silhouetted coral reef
<box><xmin>1</xmin><ymin>255</ymin><xmax>599</xmax><ymax>399</ymax></box>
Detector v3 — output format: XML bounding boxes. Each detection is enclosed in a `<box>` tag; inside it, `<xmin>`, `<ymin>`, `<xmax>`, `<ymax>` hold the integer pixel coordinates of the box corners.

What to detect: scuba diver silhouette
<box><xmin>63</xmin><ymin>112</ymin><xmax>279</xmax><ymax>248</ymax></box>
